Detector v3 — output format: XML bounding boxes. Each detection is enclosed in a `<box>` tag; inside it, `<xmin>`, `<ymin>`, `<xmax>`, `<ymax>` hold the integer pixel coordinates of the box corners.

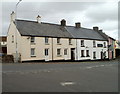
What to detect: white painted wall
<box><xmin>76</xmin><ymin>39</ymin><xmax>108</xmax><ymax>60</ymax></box>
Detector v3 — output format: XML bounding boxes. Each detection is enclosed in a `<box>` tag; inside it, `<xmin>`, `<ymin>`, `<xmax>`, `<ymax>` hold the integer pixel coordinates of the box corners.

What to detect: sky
<box><xmin>1</xmin><ymin>0</ymin><xmax>119</xmax><ymax>40</ymax></box>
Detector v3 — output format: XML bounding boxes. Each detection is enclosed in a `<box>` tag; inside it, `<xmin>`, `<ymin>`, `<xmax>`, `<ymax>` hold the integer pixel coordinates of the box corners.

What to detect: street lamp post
<box><xmin>15</xmin><ymin>0</ymin><xmax>22</xmax><ymax>63</ymax></box>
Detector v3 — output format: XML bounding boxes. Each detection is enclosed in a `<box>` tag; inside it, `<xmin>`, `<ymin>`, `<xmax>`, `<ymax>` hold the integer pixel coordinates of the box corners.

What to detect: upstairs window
<box><xmin>104</xmin><ymin>42</ymin><xmax>106</xmax><ymax>48</ymax></box>
<box><xmin>81</xmin><ymin>50</ymin><xmax>85</xmax><ymax>57</ymax></box>
<box><xmin>45</xmin><ymin>37</ymin><xmax>49</xmax><ymax>44</ymax></box>
<box><xmin>45</xmin><ymin>49</ymin><xmax>49</xmax><ymax>56</ymax></box>
<box><xmin>57</xmin><ymin>38</ymin><xmax>60</xmax><ymax>44</ymax></box>
<box><xmin>69</xmin><ymin>39</ymin><xmax>72</xmax><ymax>45</ymax></box>
<box><xmin>64</xmin><ymin>49</ymin><xmax>67</xmax><ymax>55</ymax></box>
<box><xmin>81</xmin><ymin>40</ymin><xmax>84</xmax><ymax>47</ymax></box>
<box><xmin>97</xmin><ymin>44</ymin><xmax>103</xmax><ymax>47</ymax></box>
<box><xmin>86</xmin><ymin>50</ymin><xmax>90</xmax><ymax>57</ymax></box>
<box><xmin>93</xmin><ymin>40</ymin><xmax>96</xmax><ymax>47</ymax></box>
<box><xmin>31</xmin><ymin>37</ymin><xmax>35</xmax><ymax>44</ymax></box>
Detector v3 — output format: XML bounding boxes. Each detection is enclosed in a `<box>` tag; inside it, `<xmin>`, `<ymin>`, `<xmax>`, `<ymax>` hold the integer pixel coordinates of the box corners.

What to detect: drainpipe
<box><xmin>76</xmin><ymin>39</ymin><xmax>78</xmax><ymax>60</ymax></box>
<box><xmin>51</xmin><ymin>38</ymin><xmax>53</xmax><ymax>61</ymax></box>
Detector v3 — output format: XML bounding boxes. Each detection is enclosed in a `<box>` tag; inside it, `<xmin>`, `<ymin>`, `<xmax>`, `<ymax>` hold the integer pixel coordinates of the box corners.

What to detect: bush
<box><xmin>2</xmin><ymin>55</ymin><xmax>14</xmax><ymax>63</ymax></box>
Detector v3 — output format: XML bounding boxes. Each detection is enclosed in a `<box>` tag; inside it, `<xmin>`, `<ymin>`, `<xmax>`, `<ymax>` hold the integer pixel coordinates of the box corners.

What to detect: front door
<box><xmin>101</xmin><ymin>51</ymin><xmax>103</xmax><ymax>60</ymax></box>
<box><xmin>71</xmin><ymin>48</ymin><xmax>75</xmax><ymax>61</ymax></box>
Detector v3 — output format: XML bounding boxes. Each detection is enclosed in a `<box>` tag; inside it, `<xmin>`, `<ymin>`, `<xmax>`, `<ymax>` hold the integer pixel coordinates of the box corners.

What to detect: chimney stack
<box><xmin>10</xmin><ymin>11</ymin><xmax>16</xmax><ymax>22</ymax></box>
<box><xmin>75</xmin><ymin>22</ymin><xmax>81</xmax><ymax>28</ymax></box>
<box><xmin>93</xmin><ymin>26</ymin><xmax>99</xmax><ymax>31</ymax></box>
<box><xmin>99</xmin><ymin>29</ymin><xmax>102</xmax><ymax>32</ymax></box>
<box><xmin>36</xmin><ymin>15</ymin><xmax>41</xmax><ymax>23</ymax></box>
<box><xmin>61</xmin><ymin>19</ymin><xmax>66</xmax><ymax>26</ymax></box>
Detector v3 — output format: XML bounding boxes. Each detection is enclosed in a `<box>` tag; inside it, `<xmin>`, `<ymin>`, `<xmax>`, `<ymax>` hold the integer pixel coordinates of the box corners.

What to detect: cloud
<box><xmin>85</xmin><ymin>2</ymin><xmax>118</xmax><ymax>23</ymax></box>
<box><xmin>1</xmin><ymin>1</ymin><xmax>118</xmax><ymax>40</ymax></box>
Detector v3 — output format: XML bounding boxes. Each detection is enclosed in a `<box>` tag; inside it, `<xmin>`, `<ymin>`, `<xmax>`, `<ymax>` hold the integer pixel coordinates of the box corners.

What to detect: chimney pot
<box><xmin>61</xmin><ymin>19</ymin><xmax>66</xmax><ymax>26</ymax></box>
<box><xmin>99</xmin><ymin>29</ymin><xmax>102</xmax><ymax>32</ymax></box>
<box><xmin>36</xmin><ymin>15</ymin><xmax>41</xmax><ymax>23</ymax></box>
<box><xmin>75</xmin><ymin>22</ymin><xmax>81</xmax><ymax>28</ymax></box>
<box><xmin>10</xmin><ymin>11</ymin><xmax>16</xmax><ymax>22</ymax></box>
<box><xmin>93</xmin><ymin>26</ymin><xmax>99</xmax><ymax>31</ymax></box>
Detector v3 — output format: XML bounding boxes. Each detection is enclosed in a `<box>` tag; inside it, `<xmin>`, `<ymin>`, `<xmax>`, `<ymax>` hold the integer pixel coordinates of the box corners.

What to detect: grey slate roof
<box><xmin>66</xmin><ymin>26</ymin><xmax>107</xmax><ymax>40</ymax></box>
<box><xmin>15</xmin><ymin>20</ymin><xmax>73</xmax><ymax>38</ymax></box>
<box><xmin>15</xmin><ymin>19</ymin><xmax>107</xmax><ymax>40</ymax></box>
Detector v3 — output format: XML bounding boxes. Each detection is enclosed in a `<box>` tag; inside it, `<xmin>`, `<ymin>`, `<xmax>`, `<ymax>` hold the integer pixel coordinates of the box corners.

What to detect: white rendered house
<box><xmin>7</xmin><ymin>12</ymin><xmax>108</xmax><ymax>62</ymax></box>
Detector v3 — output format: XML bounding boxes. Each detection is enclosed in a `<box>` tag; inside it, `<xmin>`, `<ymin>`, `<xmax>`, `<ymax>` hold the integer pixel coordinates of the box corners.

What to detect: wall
<box><xmin>52</xmin><ymin>38</ymin><xmax>76</xmax><ymax>60</ymax></box>
<box><xmin>7</xmin><ymin>21</ymin><xmax>22</xmax><ymax>61</ymax></box>
<box><xmin>76</xmin><ymin>39</ymin><xmax>108</xmax><ymax>60</ymax></box>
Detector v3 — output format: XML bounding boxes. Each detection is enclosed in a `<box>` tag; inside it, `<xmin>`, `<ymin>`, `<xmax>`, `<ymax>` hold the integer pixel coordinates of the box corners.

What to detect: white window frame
<box><xmin>64</xmin><ymin>49</ymin><xmax>67</xmax><ymax>55</ymax></box>
<box><xmin>81</xmin><ymin>50</ymin><xmax>85</xmax><ymax>57</ymax></box>
<box><xmin>57</xmin><ymin>38</ymin><xmax>61</xmax><ymax>44</ymax></box>
<box><xmin>81</xmin><ymin>40</ymin><xmax>84</xmax><ymax>47</ymax></box>
<box><xmin>31</xmin><ymin>48</ymin><xmax>35</xmax><ymax>57</ymax></box>
<box><xmin>45</xmin><ymin>37</ymin><xmax>49</xmax><ymax>44</ymax></box>
<box><xmin>93</xmin><ymin>40</ymin><xmax>96</xmax><ymax>47</ymax></box>
<box><xmin>31</xmin><ymin>37</ymin><xmax>35</xmax><ymax>44</ymax></box>
<box><xmin>45</xmin><ymin>49</ymin><xmax>49</xmax><ymax>56</ymax></box>
<box><xmin>57</xmin><ymin>48</ymin><xmax>61</xmax><ymax>56</ymax></box>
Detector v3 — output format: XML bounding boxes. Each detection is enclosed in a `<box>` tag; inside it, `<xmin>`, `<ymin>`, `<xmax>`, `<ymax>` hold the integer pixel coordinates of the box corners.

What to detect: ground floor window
<box><xmin>81</xmin><ymin>50</ymin><xmax>85</xmax><ymax>57</ymax></box>
<box><xmin>57</xmin><ymin>49</ymin><xmax>61</xmax><ymax>56</ymax></box>
<box><xmin>31</xmin><ymin>48</ymin><xmax>35</xmax><ymax>57</ymax></box>
<box><xmin>45</xmin><ymin>49</ymin><xmax>49</xmax><ymax>56</ymax></box>
<box><xmin>64</xmin><ymin>49</ymin><xmax>67</xmax><ymax>55</ymax></box>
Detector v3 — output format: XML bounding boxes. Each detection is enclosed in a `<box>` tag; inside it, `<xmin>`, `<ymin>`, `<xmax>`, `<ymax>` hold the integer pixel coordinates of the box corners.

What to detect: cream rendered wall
<box><xmin>7</xmin><ymin>22</ymin><xmax>22</xmax><ymax>57</ymax></box>
<box><xmin>21</xmin><ymin>37</ymin><xmax>76</xmax><ymax>61</ymax></box>
<box><xmin>52</xmin><ymin>38</ymin><xmax>76</xmax><ymax>60</ymax></box>
<box><xmin>20</xmin><ymin>37</ymin><xmax>53</xmax><ymax>61</ymax></box>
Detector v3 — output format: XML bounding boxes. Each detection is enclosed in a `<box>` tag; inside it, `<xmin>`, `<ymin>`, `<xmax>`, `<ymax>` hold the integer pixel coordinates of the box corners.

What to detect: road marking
<box><xmin>100</xmin><ymin>65</ymin><xmax>105</xmax><ymax>67</ymax></box>
<box><xmin>86</xmin><ymin>67</ymin><xmax>92</xmax><ymax>69</ymax></box>
<box><xmin>60</xmin><ymin>81</ymin><xmax>76</xmax><ymax>86</ymax></box>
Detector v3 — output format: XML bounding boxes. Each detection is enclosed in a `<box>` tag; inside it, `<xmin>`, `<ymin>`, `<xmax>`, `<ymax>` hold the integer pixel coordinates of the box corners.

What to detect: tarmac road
<box><xmin>2</xmin><ymin>59</ymin><xmax>118</xmax><ymax>92</ymax></box>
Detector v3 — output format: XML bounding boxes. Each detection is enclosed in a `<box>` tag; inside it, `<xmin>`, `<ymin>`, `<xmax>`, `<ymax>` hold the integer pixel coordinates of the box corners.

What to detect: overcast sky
<box><xmin>1</xmin><ymin>0</ymin><xmax>119</xmax><ymax>40</ymax></box>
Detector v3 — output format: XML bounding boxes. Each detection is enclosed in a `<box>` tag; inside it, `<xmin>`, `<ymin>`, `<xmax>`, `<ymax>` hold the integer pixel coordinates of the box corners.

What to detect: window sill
<box><xmin>86</xmin><ymin>56</ymin><xmax>90</xmax><ymax>57</ymax></box>
<box><xmin>57</xmin><ymin>55</ymin><xmax>62</xmax><ymax>57</ymax></box>
<box><xmin>57</xmin><ymin>43</ymin><xmax>61</xmax><ymax>45</ymax></box>
<box><xmin>81</xmin><ymin>56</ymin><xmax>85</xmax><ymax>57</ymax></box>
<box><xmin>45</xmin><ymin>43</ymin><xmax>50</xmax><ymax>45</ymax></box>
<box><xmin>31</xmin><ymin>43</ymin><xmax>36</xmax><ymax>45</ymax></box>
<box><xmin>31</xmin><ymin>55</ymin><xmax>36</xmax><ymax>57</ymax></box>
<box><xmin>81</xmin><ymin>46</ymin><xmax>85</xmax><ymax>47</ymax></box>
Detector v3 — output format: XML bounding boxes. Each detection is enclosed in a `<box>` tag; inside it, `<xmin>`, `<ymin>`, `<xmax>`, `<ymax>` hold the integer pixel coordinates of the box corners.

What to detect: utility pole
<box><xmin>14</xmin><ymin>0</ymin><xmax>22</xmax><ymax>63</ymax></box>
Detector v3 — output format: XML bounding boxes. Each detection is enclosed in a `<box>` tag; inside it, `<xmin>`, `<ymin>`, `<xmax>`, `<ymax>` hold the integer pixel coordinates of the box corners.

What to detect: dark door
<box><xmin>101</xmin><ymin>51</ymin><xmax>103</xmax><ymax>60</ymax></box>
<box><xmin>112</xmin><ymin>51</ymin><xmax>114</xmax><ymax>59</ymax></box>
<box><xmin>71</xmin><ymin>48</ymin><xmax>75</xmax><ymax>61</ymax></box>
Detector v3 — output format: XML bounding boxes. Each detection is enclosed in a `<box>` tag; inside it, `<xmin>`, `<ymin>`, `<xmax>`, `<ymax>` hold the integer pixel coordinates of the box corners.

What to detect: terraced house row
<box><xmin>7</xmin><ymin>12</ymin><xmax>111</xmax><ymax>62</ymax></box>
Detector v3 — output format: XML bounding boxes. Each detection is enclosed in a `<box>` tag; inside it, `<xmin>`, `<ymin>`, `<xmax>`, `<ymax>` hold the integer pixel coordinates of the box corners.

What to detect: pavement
<box><xmin>2</xmin><ymin>59</ymin><xmax>119</xmax><ymax>92</ymax></box>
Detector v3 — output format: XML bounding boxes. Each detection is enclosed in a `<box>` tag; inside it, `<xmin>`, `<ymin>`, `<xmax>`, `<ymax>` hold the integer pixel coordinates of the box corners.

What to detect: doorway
<box><xmin>71</xmin><ymin>48</ymin><xmax>75</xmax><ymax>61</ymax></box>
